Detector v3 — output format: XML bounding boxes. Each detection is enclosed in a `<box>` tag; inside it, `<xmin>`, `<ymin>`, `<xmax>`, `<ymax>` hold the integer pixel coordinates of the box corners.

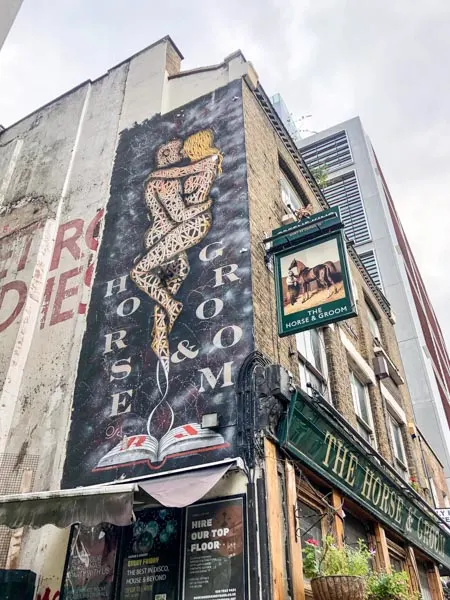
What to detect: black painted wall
<box><xmin>62</xmin><ymin>80</ymin><xmax>254</xmax><ymax>486</ymax></box>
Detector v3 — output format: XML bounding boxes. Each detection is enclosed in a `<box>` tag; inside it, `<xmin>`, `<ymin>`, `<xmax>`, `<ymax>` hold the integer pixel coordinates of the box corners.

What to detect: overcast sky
<box><xmin>1</xmin><ymin>0</ymin><xmax>449</xmax><ymax>347</ymax></box>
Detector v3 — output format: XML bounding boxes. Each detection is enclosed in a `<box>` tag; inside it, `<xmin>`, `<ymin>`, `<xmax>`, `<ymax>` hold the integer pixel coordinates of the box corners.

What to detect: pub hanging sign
<box><xmin>266</xmin><ymin>208</ymin><xmax>357</xmax><ymax>336</ymax></box>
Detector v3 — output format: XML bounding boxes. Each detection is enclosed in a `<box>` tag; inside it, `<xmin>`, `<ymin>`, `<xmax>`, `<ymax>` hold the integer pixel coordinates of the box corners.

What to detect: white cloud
<box><xmin>1</xmin><ymin>0</ymin><xmax>449</xmax><ymax>348</ymax></box>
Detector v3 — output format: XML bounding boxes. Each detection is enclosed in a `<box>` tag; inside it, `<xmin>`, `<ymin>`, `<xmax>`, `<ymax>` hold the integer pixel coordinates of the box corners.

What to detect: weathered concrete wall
<box><xmin>0</xmin><ymin>36</ymin><xmax>257</xmax><ymax>581</ymax></box>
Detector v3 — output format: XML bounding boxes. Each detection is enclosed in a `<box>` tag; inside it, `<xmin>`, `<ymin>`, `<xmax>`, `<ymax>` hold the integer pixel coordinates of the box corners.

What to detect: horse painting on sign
<box><xmin>288</xmin><ymin>258</ymin><xmax>339</xmax><ymax>304</ymax></box>
<box><xmin>280</xmin><ymin>237</ymin><xmax>345</xmax><ymax>315</ymax></box>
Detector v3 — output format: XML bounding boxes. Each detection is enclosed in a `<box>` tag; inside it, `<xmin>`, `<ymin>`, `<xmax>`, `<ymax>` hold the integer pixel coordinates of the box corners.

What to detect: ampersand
<box><xmin>405</xmin><ymin>508</ymin><xmax>414</xmax><ymax>532</ymax></box>
<box><xmin>171</xmin><ymin>340</ymin><xmax>199</xmax><ymax>363</ymax></box>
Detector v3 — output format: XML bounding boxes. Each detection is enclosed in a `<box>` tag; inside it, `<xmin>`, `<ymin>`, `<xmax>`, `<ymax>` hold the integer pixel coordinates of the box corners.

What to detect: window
<box><xmin>429</xmin><ymin>478</ymin><xmax>438</xmax><ymax>507</ymax></box>
<box><xmin>350</xmin><ymin>372</ymin><xmax>374</xmax><ymax>444</ymax></box>
<box><xmin>299</xmin><ymin>501</ymin><xmax>323</xmax><ymax>546</ymax></box>
<box><xmin>389</xmin><ymin>554</ymin><xmax>404</xmax><ymax>573</ymax></box>
<box><xmin>301</xmin><ymin>130</ymin><xmax>353</xmax><ymax>173</ymax></box>
<box><xmin>296</xmin><ymin>329</ymin><xmax>329</xmax><ymax>401</ymax></box>
<box><xmin>323</xmin><ymin>171</ymin><xmax>371</xmax><ymax>246</ymax></box>
<box><xmin>387</xmin><ymin>539</ymin><xmax>406</xmax><ymax>573</ymax></box>
<box><xmin>389</xmin><ymin>415</ymin><xmax>408</xmax><ymax>478</ymax></box>
<box><xmin>280</xmin><ymin>171</ymin><xmax>302</xmax><ymax>211</ymax></box>
<box><xmin>366</xmin><ymin>303</ymin><xmax>381</xmax><ymax>341</ymax></box>
<box><xmin>417</xmin><ymin>562</ymin><xmax>433</xmax><ymax>600</ymax></box>
<box><xmin>343</xmin><ymin>513</ymin><xmax>369</xmax><ymax>549</ymax></box>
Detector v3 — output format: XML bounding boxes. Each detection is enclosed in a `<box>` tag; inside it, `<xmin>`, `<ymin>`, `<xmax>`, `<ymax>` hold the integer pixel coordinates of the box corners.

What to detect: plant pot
<box><xmin>311</xmin><ymin>575</ymin><xmax>366</xmax><ymax>600</ymax></box>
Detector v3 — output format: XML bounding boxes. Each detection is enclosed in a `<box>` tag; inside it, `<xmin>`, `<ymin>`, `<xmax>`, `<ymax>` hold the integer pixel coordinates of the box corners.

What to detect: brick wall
<box><xmin>242</xmin><ymin>81</ymin><xmax>299</xmax><ymax>380</ymax></box>
<box><xmin>421</xmin><ymin>435</ymin><xmax>449</xmax><ymax>507</ymax></box>
<box><xmin>241</xmin><ymin>81</ymin><xmax>449</xmax><ymax>501</ymax></box>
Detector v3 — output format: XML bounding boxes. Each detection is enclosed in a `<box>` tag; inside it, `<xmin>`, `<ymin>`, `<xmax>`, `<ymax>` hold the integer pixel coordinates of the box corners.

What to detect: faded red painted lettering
<box><xmin>37</xmin><ymin>588</ymin><xmax>60</xmax><ymax>600</ymax></box>
<box><xmin>40</xmin><ymin>276</ymin><xmax>55</xmax><ymax>329</ymax></box>
<box><xmin>50</xmin><ymin>267</ymin><xmax>82</xmax><ymax>326</ymax></box>
<box><xmin>50</xmin><ymin>219</ymin><xmax>84</xmax><ymax>271</ymax></box>
<box><xmin>17</xmin><ymin>233</ymin><xmax>34</xmax><ymax>272</ymax></box>
<box><xmin>85</xmin><ymin>209</ymin><xmax>104</xmax><ymax>251</ymax></box>
<box><xmin>0</xmin><ymin>245</ymin><xmax>13</xmax><ymax>279</ymax></box>
<box><xmin>78</xmin><ymin>260</ymin><xmax>95</xmax><ymax>315</ymax></box>
<box><xmin>0</xmin><ymin>280</ymin><xmax>27</xmax><ymax>332</ymax></box>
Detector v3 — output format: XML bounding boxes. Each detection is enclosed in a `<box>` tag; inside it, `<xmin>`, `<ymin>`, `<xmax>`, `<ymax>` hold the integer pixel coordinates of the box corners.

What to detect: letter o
<box><xmin>196</xmin><ymin>298</ymin><xmax>223</xmax><ymax>320</ymax></box>
<box><xmin>213</xmin><ymin>325</ymin><xmax>243</xmax><ymax>349</ymax></box>
<box><xmin>117</xmin><ymin>296</ymin><xmax>140</xmax><ymax>317</ymax></box>
<box><xmin>372</xmin><ymin>477</ymin><xmax>382</xmax><ymax>506</ymax></box>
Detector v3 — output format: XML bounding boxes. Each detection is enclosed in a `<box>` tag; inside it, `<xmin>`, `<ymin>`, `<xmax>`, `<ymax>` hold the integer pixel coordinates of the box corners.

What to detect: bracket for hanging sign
<box><xmin>267</xmin><ymin>208</ymin><xmax>358</xmax><ymax>337</ymax></box>
<box><xmin>264</xmin><ymin>207</ymin><xmax>344</xmax><ymax>255</ymax></box>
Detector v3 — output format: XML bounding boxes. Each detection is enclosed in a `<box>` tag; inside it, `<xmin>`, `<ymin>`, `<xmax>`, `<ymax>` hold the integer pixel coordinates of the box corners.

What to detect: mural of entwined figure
<box><xmin>130</xmin><ymin>130</ymin><xmax>223</xmax><ymax>428</ymax></box>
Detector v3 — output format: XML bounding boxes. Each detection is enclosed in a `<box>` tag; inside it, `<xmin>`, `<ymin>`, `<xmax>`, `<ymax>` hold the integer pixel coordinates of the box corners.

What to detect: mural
<box><xmin>62</xmin><ymin>81</ymin><xmax>254</xmax><ymax>486</ymax></box>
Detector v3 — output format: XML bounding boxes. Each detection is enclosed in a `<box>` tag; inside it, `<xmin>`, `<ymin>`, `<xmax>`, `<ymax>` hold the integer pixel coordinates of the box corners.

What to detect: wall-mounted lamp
<box><xmin>201</xmin><ymin>413</ymin><xmax>219</xmax><ymax>430</ymax></box>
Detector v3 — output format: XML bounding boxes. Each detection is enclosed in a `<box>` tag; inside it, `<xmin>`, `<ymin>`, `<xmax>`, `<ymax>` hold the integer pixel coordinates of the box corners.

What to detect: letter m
<box><xmin>198</xmin><ymin>361</ymin><xmax>234</xmax><ymax>392</ymax></box>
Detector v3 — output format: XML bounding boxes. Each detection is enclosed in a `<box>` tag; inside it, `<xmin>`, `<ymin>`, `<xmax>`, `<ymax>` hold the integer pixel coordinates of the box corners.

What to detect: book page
<box><xmin>158</xmin><ymin>424</ymin><xmax>225</xmax><ymax>462</ymax></box>
<box><xmin>96</xmin><ymin>434</ymin><xmax>159</xmax><ymax>468</ymax></box>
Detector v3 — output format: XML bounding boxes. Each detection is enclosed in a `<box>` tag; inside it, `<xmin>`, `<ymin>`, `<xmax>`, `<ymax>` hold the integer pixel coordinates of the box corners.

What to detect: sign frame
<box><xmin>182</xmin><ymin>494</ymin><xmax>248</xmax><ymax>600</ymax></box>
<box><xmin>273</xmin><ymin>228</ymin><xmax>357</xmax><ymax>337</ymax></box>
<box><xmin>118</xmin><ymin>505</ymin><xmax>183</xmax><ymax>600</ymax></box>
<box><xmin>60</xmin><ymin>523</ymin><xmax>122</xmax><ymax>600</ymax></box>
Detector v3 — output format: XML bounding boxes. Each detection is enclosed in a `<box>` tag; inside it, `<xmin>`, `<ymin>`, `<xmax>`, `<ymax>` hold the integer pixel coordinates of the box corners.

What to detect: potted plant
<box><xmin>367</xmin><ymin>571</ymin><xmax>422</xmax><ymax>600</ymax></box>
<box><xmin>302</xmin><ymin>536</ymin><xmax>372</xmax><ymax>600</ymax></box>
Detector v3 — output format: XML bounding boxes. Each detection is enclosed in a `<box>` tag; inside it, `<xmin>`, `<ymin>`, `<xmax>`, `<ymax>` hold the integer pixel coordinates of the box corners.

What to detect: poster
<box><xmin>61</xmin><ymin>524</ymin><xmax>120</xmax><ymax>600</ymax></box>
<box><xmin>183</xmin><ymin>497</ymin><xmax>246</xmax><ymax>600</ymax></box>
<box><xmin>274</xmin><ymin>230</ymin><xmax>357</xmax><ymax>336</ymax></box>
<box><xmin>120</xmin><ymin>507</ymin><xmax>182</xmax><ymax>600</ymax></box>
<box><xmin>62</xmin><ymin>79</ymin><xmax>254</xmax><ymax>488</ymax></box>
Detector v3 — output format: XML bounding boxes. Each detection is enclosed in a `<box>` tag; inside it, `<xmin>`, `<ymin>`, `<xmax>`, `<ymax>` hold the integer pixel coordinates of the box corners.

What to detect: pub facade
<box><xmin>0</xmin><ymin>35</ymin><xmax>448</xmax><ymax>600</ymax></box>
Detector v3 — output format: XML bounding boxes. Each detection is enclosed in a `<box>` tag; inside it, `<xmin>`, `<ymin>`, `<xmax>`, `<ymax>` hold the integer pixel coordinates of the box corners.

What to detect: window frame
<box><xmin>428</xmin><ymin>477</ymin><xmax>438</xmax><ymax>507</ymax></box>
<box><xmin>296</xmin><ymin>329</ymin><xmax>330</xmax><ymax>402</ymax></box>
<box><xmin>343</xmin><ymin>512</ymin><xmax>370</xmax><ymax>549</ymax></box>
<box><xmin>387</xmin><ymin>538</ymin><xmax>406</xmax><ymax>573</ymax></box>
<box><xmin>279</xmin><ymin>169</ymin><xmax>303</xmax><ymax>212</ymax></box>
<box><xmin>381</xmin><ymin>383</ymin><xmax>409</xmax><ymax>479</ymax></box>
<box><xmin>296</xmin><ymin>480</ymin><xmax>329</xmax><ymax>587</ymax></box>
<box><xmin>366</xmin><ymin>302</ymin><xmax>381</xmax><ymax>342</ymax></box>
<box><xmin>388</xmin><ymin>414</ymin><xmax>409</xmax><ymax>477</ymax></box>
<box><xmin>350</xmin><ymin>370</ymin><xmax>375</xmax><ymax>446</ymax></box>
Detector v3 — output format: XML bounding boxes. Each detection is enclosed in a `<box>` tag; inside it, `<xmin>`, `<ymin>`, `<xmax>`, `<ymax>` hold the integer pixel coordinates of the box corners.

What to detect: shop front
<box><xmin>0</xmin><ymin>462</ymin><xmax>251</xmax><ymax>600</ymax></box>
<box><xmin>278</xmin><ymin>389</ymin><xmax>450</xmax><ymax>599</ymax></box>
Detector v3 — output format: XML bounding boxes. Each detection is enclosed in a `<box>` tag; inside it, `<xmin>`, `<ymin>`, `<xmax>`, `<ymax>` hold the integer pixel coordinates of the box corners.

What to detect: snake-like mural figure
<box><xmin>130</xmin><ymin>130</ymin><xmax>223</xmax><ymax>434</ymax></box>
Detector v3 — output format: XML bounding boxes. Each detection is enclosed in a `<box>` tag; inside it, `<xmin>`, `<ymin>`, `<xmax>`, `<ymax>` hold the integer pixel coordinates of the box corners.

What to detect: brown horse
<box><xmin>288</xmin><ymin>258</ymin><xmax>338</xmax><ymax>303</ymax></box>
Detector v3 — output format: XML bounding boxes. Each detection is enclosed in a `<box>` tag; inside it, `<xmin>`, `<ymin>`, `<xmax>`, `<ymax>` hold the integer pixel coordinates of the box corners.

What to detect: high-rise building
<box><xmin>272</xmin><ymin>109</ymin><xmax>450</xmax><ymax>484</ymax></box>
<box><xmin>0</xmin><ymin>0</ymin><xmax>23</xmax><ymax>51</ymax></box>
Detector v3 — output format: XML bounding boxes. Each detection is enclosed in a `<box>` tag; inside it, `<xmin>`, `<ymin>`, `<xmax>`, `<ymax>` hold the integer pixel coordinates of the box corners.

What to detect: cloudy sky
<box><xmin>1</xmin><ymin>0</ymin><xmax>449</xmax><ymax>346</ymax></box>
